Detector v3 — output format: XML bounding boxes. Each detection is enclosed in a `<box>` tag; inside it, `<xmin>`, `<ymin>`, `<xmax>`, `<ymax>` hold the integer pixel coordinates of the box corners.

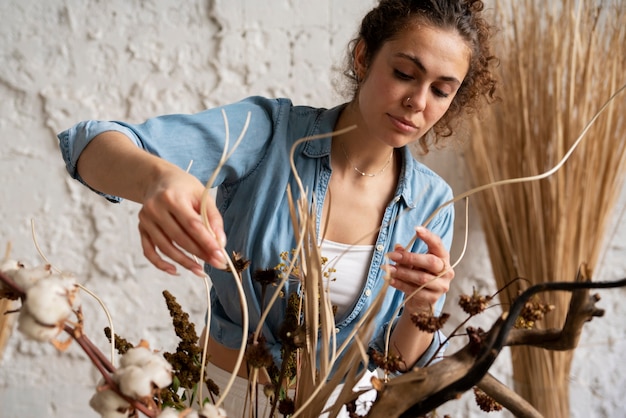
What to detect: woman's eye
<box><xmin>432</xmin><ymin>87</ymin><xmax>450</xmax><ymax>98</ymax></box>
<box><xmin>394</xmin><ymin>69</ymin><xmax>413</xmax><ymax>80</ymax></box>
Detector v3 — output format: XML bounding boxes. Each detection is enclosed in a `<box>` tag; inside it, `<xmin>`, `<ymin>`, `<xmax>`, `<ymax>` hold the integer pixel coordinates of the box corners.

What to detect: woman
<box><xmin>58</xmin><ymin>0</ymin><xmax>496</xmax><ymax>415</ymax></box>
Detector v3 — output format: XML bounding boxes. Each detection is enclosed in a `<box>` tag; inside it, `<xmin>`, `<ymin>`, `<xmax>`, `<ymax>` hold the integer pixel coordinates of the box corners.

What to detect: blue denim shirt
<box><xmin>58</xmin><ymin>96</ymin><xmax>454</xmax><ymax>372</ymax></box>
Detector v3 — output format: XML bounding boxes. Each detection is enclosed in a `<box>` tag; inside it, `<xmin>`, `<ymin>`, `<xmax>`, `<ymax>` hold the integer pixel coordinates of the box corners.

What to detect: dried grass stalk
<box><xmin>0</xmin><ymin>299</ymin><xmax>15</xmax><ymax>361</ymax></box>
<box><xmin>466</xmin><ymin>1</ymin><xmax>626</xmax><ymax>417</ymax></box>
<box><xmin>283</xmin><ymin>127</ymin><xmax>387</xmax><ymax>417</ymax></box>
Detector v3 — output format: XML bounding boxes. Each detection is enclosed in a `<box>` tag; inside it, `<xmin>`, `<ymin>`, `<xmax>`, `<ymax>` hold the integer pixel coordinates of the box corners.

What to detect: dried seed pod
<box><xmin>459</xmin><ymin>289</ymin><xmax>492</xmax><ymax>316</ymax></box>
<box><xmin>410</xmin><ymin>311</ymin><xmax>450</xmax><ymax>332</ymax></box>
<box><xmin>474</xmin><ymin>386</ymin><xmax>502</xmax><ymax>412</ymax></box>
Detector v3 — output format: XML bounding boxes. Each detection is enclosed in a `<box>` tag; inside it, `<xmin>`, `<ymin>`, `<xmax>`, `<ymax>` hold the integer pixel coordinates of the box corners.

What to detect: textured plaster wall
<box><xmin>0</xmin><ymin>1</ymin><xmax>624</xmax><ymax>417</ymax></box>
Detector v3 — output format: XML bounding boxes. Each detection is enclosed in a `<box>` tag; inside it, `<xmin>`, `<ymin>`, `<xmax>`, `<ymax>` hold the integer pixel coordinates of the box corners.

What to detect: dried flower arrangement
<box><xmin>1</xmin><ymin>68</ymin><xmax>626</xmax><ymax>416</ymax></box>
<box><xmin>2</xmin><ymin>239</ymin><xmax>625</xmax><ymax>418</ymax></box>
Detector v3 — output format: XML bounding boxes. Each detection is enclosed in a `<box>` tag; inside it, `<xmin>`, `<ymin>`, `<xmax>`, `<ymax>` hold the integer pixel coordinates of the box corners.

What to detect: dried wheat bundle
<box><xmin>466</xmin><ymin>1</ymin><xmax>626</xmax><ymax>416</ymax></box>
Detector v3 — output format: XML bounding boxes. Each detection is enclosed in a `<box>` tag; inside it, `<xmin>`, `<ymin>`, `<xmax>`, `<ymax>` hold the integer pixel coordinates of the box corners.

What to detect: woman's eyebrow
<box><xmin>395</xmin><ymin>52</ymin><xmax>462</xmax><ymax>85</ymax></box>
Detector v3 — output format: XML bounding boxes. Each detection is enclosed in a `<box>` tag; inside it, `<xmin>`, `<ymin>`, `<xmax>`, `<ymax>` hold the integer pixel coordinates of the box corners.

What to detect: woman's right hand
<box><xmin>138</xmin><ymin>168</ymin><xmax>228</xmax><ymax>276</ymax></box>
<box><xmin>76</xmin><ymin>131</ymin><xmax>228</xmax><ymax>277</ymax></box>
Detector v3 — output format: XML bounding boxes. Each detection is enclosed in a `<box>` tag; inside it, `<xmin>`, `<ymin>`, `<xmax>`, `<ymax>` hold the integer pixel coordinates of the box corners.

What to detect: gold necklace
<box><xmin>340</xmin><ymin>141</ymin><xmax>394</xmax><ymax>177</ymax></box>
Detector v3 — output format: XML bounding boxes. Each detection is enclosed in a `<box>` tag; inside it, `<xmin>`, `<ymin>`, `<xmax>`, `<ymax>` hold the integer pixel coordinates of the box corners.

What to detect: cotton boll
<box><xmin>116</xmin><ymin>356</ymin><xmax>173</xmax><ymax>398</ymax></box>
<box><xmin>5</xmin><ymin>263</ymin><xmax>52</xmax><ymax>291</ymax></box>
<box><xmin>142</xmin><ymin>358</ymin><xmax>173</xmax><ymax>389</ymax></box>
<box><xmin>89</xmin><ymin>388</ymin><xmax>132</xmax><ymax>418</ymax></box>
<box><xmin>23</xmin><ymin>276</ymin><xmax>76</xmax><ymax>325</ymax></box>
<box><xmin>57</xmin><ymin>273</ymin><xmax>81</xmax><ymax>309</ymax></box>
<box><xmin>116</xmin><ymin>365</ymin><xmax>154</xmax><ymax>399</ymax></box>
<box><xmin>119</xmin><ymin>346</ymin><xmax>154</xmax><ymax>368</ymax></box>
<box><xmin>17</xmin><ymin>309</ymin><xmax>63</xmax><ymax>342</ymax></box>
<box><xmin>157</xmin><ymin>408</ymin><xmax>182</xmax><ymax>418</ymax></box>
<box><xmin>0</xmin><ymin>258</ymin><xmax>23</xmax><ymax>274</ymax></box>
<box><xmin>199</xmin><ymin>404</ymin><xmax>228</xmax><ymax>418</ymax></box>
<box><xmin>118</xmin><ymin>346</ymin><xmax>172</xmax><ymax>389</ymax></box>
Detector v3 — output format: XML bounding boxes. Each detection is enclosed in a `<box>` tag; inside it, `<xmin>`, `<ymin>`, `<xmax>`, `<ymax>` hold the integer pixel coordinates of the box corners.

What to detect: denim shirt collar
<box><xmin>300</xmin><ymin>103</ymin><xmax>418</xmax><ymax>211</ymax></box>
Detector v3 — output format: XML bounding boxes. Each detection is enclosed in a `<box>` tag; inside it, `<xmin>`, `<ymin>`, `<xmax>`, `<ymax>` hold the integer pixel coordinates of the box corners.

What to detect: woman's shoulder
<box><xmin>224</xmin><ymin>96</ymin><xmax>337</xmax><ymax>134</ymax></box>
<box><xmin>227</xmin><ymin>96</ymin><xmax>328</xmax><ymax>119</ymax></box>
<box><xmin>232</xmin><ymin>96</ymin><xmax>346</xmax><ymax>150</ymax></box>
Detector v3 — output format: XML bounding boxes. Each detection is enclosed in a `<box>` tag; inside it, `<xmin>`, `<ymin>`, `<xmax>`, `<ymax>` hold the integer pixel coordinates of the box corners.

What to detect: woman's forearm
<box><xmin>389</xmin><ymin>311</ymin><xmax>435</xmax><ymax>371</ymax></box>
<box><xmin>75</xmin><ymin>130</ymin><xmax>180</xmax><ymax>203</ymax></box>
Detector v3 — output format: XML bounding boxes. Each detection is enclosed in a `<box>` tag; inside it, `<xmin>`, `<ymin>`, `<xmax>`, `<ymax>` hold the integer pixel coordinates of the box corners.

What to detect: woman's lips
<box><xmin>387</xmin><ymin>113</ymin><xmax>418</xmax><ymax>133</ymax></box>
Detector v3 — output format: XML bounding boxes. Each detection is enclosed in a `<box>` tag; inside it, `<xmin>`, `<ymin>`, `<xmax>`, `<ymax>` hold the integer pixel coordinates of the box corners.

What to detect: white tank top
<box><xmin>319</xmin><ymin>239</ymin><xmax>374</xmax><ymax>320</ymax></box>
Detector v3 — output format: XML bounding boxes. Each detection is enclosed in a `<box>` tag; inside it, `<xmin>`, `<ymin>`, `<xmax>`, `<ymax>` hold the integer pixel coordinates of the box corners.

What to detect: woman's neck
<box><xmin>332</xmin><ymin>103</ymin><xmax>396</xmax><ymax>178</ymax></box>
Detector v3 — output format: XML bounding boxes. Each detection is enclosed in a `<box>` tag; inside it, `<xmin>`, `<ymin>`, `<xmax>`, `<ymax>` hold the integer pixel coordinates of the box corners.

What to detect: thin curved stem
<box><xmin>383</xmin><ymin>197</ymin><xmax>470</xmax><ymax>369</ymax></box>
<box><xmin>194</xmin><ymin>110</ymin><xmax>251</xmax><ymax>409</ymax></box>
<box><xmin>406</xmin><ymin>82</ymin><xmax>626</xmax><ymax>250</ymax></box>
<box><xmin>30</xmin><ymin>219</ymin><xmax>119</xmax><ymax>366</ymax></box>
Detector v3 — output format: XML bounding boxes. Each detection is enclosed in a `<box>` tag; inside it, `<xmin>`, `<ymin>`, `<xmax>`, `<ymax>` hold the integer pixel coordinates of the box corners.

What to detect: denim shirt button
<box><xmin>365</xmin><ymin>289</ymin><xmax>372</xmax><ymax>297</ymax></box>
<box><xmin>375</xmin><ymin>244</ymin><xmax>384</xmax><ymax>252</ymax></box>
<box><xmin>334</xmin><ymin>328</ymin><xmax>340</xmax><ymax>334</ymax></box>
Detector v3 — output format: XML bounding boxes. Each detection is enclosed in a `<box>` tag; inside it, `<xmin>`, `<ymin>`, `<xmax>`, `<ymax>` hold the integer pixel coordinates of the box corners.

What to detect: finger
<box><xmin>388</xmin><ymin>264</ymin><xmax>449</xmax><ymax>291</ymax></box>
<box><xmin>141</xmin><ymin>192</ymin><xmax>226</xmax><ymax>269</ymax></box>
<box><xmin>388</xmin><ymin>266</ymin><xmax>451</xmax><ymax>305</ymax></box>
<box><xmin>387</xmin><ymin>275</ymin><xmax>444</xmax><ymax>307</ymax></box>
<box><xmin>170</xmin><ymin>212</ymin><xmax>222</xmax><ymax>261</ymax></box>
<box><xmin>139</xmin><ymin>227</ymin><xmax>179</xmax><ymax>275</ymax></box>
<box><xmin>139</xmin><ymin>221</ymin><xmax>206</xmax><ymax>275</ymax></box>
<box><xmin>196</xmin><ymin>195</ymin><xmax>227</xmax><ymax>247</ymax></box>
<box><xmin>173</xmin><ymin>214</ymin><xmax>228</xmax><ymax>270</ymax></box>
<box><xmin>414</xmin><ymin>226</ymin><xmax>448</xmax><ymax>259</ymax></box>
<box><xmin>153</xmin><ymin>188</ymin><xmax>225</xmax><ymax>260</ymax></box>
<box><xmin>387</xmin><ymin>245</ymin><xmax>445</xmax><ymax>276</ymax></box>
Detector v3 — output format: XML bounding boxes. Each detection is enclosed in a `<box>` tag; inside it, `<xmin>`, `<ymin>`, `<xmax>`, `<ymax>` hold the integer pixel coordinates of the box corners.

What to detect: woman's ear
<box><xmin>353</xmin><ymin>39</ymin><xmax>368</xmax><ymax>82</ymax></box>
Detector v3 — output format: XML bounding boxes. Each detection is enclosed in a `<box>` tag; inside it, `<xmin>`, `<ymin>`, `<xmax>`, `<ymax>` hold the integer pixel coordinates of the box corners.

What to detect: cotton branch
<box><xmin>0</xmin><ymin>270</ymin><xmax>158</xmax><ymax>418</ymax></box>
<box><xmin>366</xmin><ymin>266</ymin><xmax>626</xmax><ymax>418</ymax></box>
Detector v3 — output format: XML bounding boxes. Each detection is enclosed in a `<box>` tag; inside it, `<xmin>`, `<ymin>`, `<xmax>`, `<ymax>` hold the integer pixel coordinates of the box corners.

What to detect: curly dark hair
<box><xmin>344</xmin><ymin>0</ymin><xmax>498</xmax><ymax>151</ymax></box>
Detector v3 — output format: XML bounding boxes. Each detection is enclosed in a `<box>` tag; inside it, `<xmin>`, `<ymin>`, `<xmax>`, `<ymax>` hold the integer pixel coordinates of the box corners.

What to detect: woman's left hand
<box><xmin>385</xmin><ymin>226</ymin><xmax>454</xmax><ymax>312</ymax></box>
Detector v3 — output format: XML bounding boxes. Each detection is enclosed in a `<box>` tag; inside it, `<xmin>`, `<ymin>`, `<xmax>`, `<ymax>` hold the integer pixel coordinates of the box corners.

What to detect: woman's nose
<box><xmin>403</xmin><ymin>87</ymin><xmax>427</xmax><ymax>111</ymax></box>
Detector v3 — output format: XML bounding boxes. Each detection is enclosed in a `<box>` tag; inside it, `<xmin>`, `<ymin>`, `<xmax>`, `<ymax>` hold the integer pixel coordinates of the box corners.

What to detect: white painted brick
<box><xmin>0</xmin><ymin>1</ymin><xmax>624</xmax><ymax>417</ymax></box>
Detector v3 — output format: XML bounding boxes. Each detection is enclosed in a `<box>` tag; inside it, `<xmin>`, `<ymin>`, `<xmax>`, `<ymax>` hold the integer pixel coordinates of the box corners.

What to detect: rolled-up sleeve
<box><xmin>58</xmin><ymin>121</ymin><xmax>143</xmax><ymax>202</ymax></box>
<box><xmin>57</xmin><ymin>96</ymin><xmax>281</xmax><ymax>202</ymax></box>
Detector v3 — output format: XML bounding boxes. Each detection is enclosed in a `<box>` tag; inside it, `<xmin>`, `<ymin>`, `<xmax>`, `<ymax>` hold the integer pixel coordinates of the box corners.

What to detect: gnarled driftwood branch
<box><xmin>367</xmin><ymin>265</ymin><xmax>626</xmax><ymax>418</ymax></box>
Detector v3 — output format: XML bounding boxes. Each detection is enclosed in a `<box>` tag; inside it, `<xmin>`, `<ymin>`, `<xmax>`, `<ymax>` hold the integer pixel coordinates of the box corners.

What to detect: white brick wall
<box><xmin>0</xmin><ymin>1</ymin><xmax>624</xmax><ymax>417</ymax></box>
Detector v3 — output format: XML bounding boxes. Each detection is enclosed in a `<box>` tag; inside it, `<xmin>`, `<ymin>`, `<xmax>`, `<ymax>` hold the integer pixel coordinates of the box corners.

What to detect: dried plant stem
<box><xmin>195</xmin><ymin>268</ymin><xmax>212</xmax><ymax>408</ymax></box>
<box><xmin>0</xmin><ymin>244</ymin><xmax>15</xmax><ymax>360</ymax></box>
<box><xmin>30</xmin><ymin>219</ymin><xmax>120</xmax><ymax>366</ymax></box>
<box><xmin>197</xmin><ymin>109</ymin><xmax>251</xmax><ymax>410</ymax></box>
<box><xmin>283</xmin><ymin>126</ymin><xmax>393</xmax><ymax>417</ymax></box>
<box><xmin>0</xmin><ymin>299</ymin><xmax>14</xmax><ymax>361</ymax></box>
<box><xmin>252</xmin><ymin>187</ymin><xmax>307</xmax><ymax>341</ymax></box>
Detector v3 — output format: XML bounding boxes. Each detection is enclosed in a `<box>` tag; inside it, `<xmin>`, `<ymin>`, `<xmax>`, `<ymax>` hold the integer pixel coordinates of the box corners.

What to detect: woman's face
<box><xmin>355</xmin><ymin>24</ymin><xmax>471</xmax><ymax>148</ymax></box>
